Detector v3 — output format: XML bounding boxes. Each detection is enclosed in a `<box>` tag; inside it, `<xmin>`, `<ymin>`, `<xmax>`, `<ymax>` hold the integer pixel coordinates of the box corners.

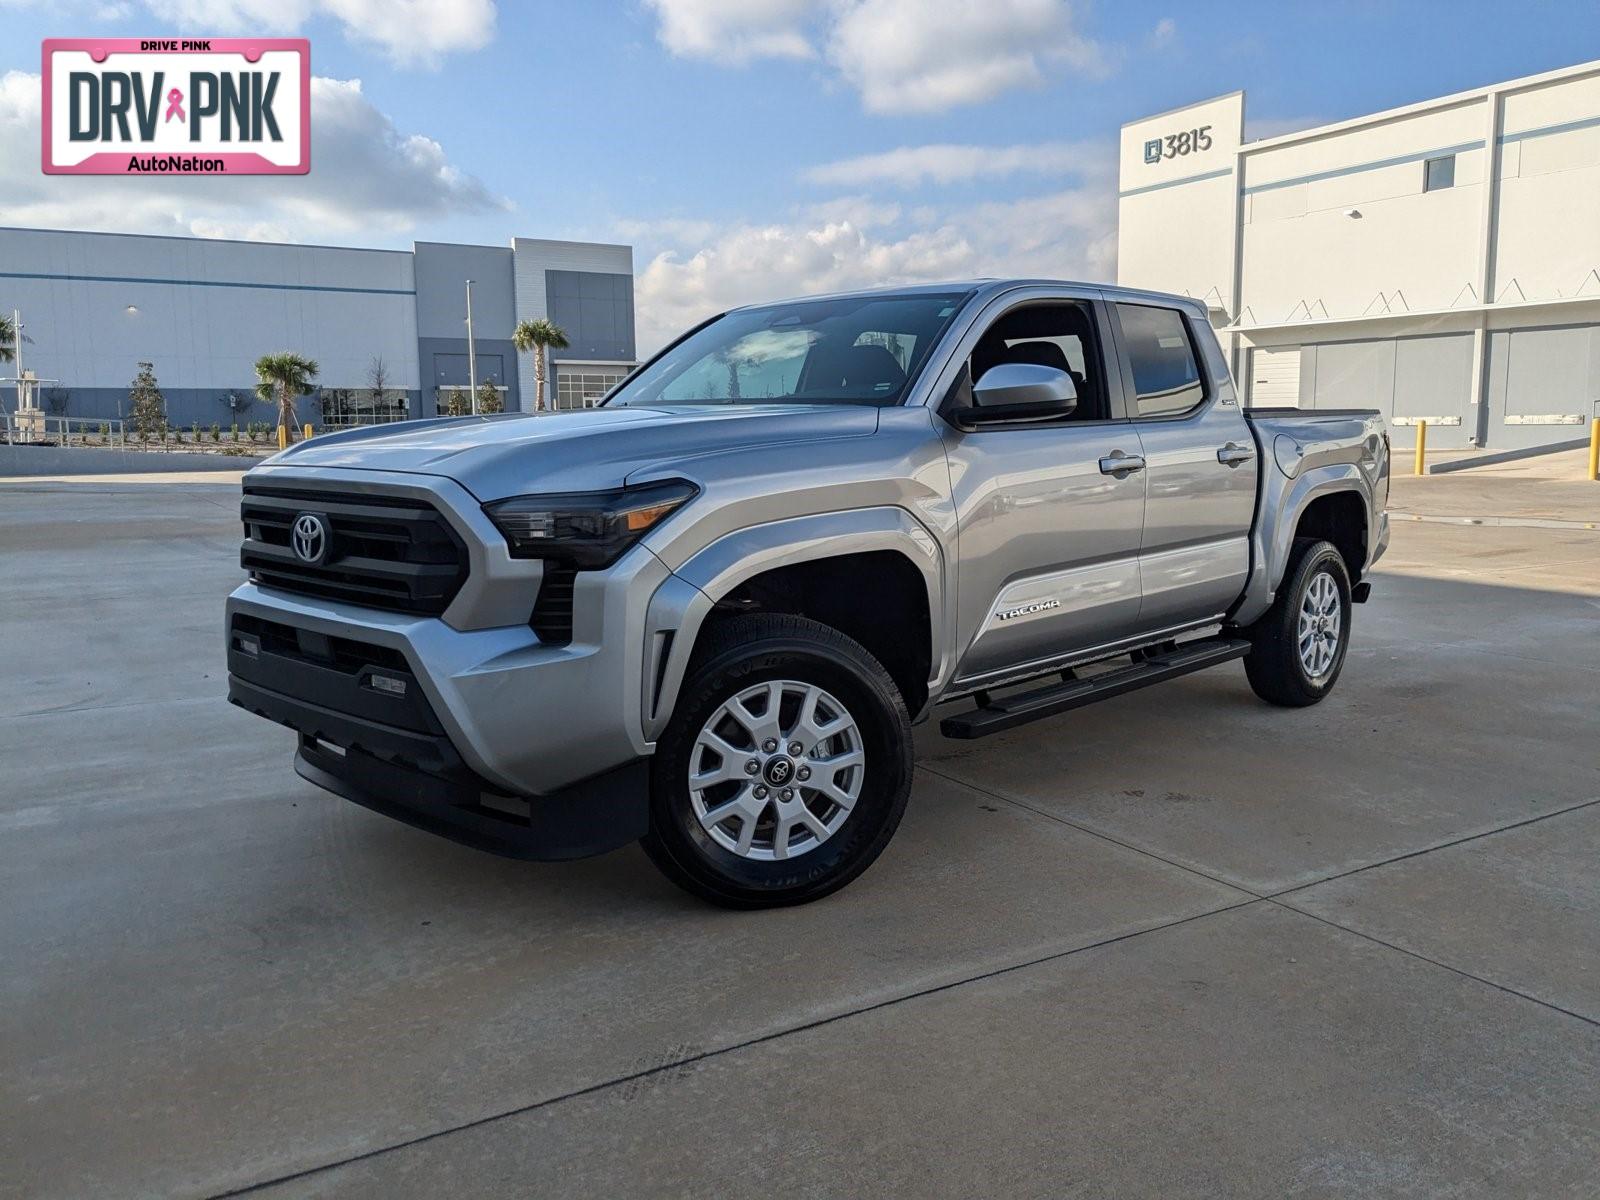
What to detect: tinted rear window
<box><xmin>1117</xmin><ymin>303</ymin><xmax>1205</xmax><ymax>417</ymax></box>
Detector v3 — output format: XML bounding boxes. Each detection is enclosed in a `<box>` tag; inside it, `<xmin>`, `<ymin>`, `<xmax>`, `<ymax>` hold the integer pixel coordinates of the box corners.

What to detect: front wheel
<box><xmin>641</xmin><ymin>614</ymin><xmax>913</xmax><ymax>908</ymax></box>
<box><xmin>1241</xmin><ymin>538</ymin><xmax>1353</xmax><ymax>707</ymax></box>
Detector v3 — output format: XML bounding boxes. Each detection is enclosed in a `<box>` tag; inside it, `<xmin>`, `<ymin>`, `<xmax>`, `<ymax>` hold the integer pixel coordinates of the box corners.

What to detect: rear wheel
<box><xmin>1242</xmin><ymin>538</ymin><xmax>1352</xmax><ymax>707</ymax></box>
<box><xmin>642</xmin><ymin>614</ymin><xmax>913</xmax><ymax>908</ymax></box>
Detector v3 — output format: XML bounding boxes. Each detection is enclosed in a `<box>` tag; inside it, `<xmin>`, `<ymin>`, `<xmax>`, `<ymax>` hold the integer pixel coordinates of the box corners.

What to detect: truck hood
<box><xmin>251</xmin><ymin>404</ymin><xmax>881</xmax><ymax>501</ymax></box>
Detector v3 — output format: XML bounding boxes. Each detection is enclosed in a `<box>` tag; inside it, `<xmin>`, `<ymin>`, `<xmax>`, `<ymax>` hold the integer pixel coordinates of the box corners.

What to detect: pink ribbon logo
<box><xmin>164</xmin><ymin>88</ymin><xmax>185</xmax><ymax>123</ymax></box>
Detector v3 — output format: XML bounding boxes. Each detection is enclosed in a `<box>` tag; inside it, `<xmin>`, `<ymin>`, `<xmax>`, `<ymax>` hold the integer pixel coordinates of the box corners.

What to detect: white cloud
<box><xmin>644</xmin><ymin>0</ymin><xmax>817</xmax><ymax>64</ymax></box>
<box><xmin>644</xmin><ymin>0</ymin><xmax>1108</xmax><ymax>113</ymax></box>
<box><xmin>35</xmin><ymin>0</ymin><xmax>500</xmax><ymax>67</ymax></box>
<box><xmin>634</xmin><ymin>219</ymin><xmax>973</xmax><ymax>350</ymax></box>
<box><xmin>826</xmin><ymin>0</ymin><xmax>1105</xmax><ymax>114</ymax></box>
<box><xmin>803</xmin><ymin>141</ymin><xmax>1109</xmax><ymax>189</ymax></box>
<box><xmin>1150</xmin><ymin>16</ymin><xmax>1177</xmax><ymax>48</ymax></box>
<box><xmin>629</xmin><ymin>177</ymin><xmax>1117</xmax><ymax>352</ymax></box>
<box><xmin>0</xmin><ymin>71</ymin><xmax>508</xmax><ymax>242</ymax></box>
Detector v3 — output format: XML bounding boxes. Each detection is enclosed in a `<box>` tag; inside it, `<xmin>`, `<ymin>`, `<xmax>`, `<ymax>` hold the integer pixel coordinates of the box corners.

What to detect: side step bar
<box><xmin>939</xmin><ymin>637</ymin><xmax>1251</xmax><ymax>739</ymax></box>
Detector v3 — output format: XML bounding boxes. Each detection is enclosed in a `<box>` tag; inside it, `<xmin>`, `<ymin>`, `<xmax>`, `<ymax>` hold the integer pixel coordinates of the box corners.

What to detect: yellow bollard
<box><xmin>1414</xmin><ymin>419</ymin><xmax>1427</xmax><ymax>476</ymax></box>
<box><xmin>1589</xmin><ymin>417</ymin><xmax>1599</xmax><ymax>482</ymax></box>
<box><xmin>277</xmin><ymin>424</ymin><xmax>288</xmax><ymax>450</ymax></box>
<box><xmin>303</xmin><ymin>423</ymin><xmax>313</xmax><ymax>441</ymax></box>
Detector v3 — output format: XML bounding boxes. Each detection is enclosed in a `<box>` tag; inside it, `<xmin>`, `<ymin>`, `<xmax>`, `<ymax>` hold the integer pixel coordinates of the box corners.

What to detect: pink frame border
<box><xmin>41</xmin><ymin>37</ymin><xmax>311</xmax><ymax>175</ymax></box>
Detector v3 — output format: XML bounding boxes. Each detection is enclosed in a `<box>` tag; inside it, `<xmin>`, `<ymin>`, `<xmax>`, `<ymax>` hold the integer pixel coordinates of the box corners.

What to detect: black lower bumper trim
<box><xmin>294</xmin><ymin>740</ymin><xmax>649</xmax><ymax>862</ymax></box>
<box><xmin>231</xmin><ymin>669</ymin><xmax>649</xmax><ymax>861</ymax></box>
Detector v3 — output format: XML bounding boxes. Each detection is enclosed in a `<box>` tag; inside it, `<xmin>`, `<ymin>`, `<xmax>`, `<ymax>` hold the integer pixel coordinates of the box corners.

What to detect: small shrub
<box><xmin>210</xmin><ymin>424</ymin><xmax>221</xmax><ymax>442</ymax></box>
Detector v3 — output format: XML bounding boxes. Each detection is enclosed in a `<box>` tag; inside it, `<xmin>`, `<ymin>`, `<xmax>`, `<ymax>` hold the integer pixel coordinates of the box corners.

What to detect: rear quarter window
<box><xmin>1117</xmin><ymin>303</ymin><xmax>1206</xmax><ymax>418</ymax></box>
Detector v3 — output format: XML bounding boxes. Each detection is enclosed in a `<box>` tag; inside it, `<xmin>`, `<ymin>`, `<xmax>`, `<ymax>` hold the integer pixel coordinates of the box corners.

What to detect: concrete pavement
<box><xmin>2</xmin><ymin>476</ymin><xmax>1597</xmax><ymax>1199</ymax></box>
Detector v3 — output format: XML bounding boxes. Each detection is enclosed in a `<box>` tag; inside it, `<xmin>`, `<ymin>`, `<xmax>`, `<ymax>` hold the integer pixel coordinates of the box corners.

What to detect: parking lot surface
<box><xmin>3</xmin><ymin>471</ymin><xmax>1598</xmax><ymax>1198</ymax></box>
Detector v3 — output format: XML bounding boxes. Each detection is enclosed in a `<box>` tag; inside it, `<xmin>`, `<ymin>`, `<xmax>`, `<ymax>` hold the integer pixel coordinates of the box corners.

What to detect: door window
<box><xmin>1117</xmin><ymin>304</ymin><xmax>1205</xmax><ymax>417</ymax></box>
<box><xmin>965</xmin><ymin>302</ymin><xmax>1108</xmax><ymax>421</ymax></box>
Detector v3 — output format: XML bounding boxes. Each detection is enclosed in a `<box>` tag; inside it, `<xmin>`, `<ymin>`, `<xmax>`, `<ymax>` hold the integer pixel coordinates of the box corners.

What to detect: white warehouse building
<box><xmin>1117</xmin><ymin>57</ymin><xmax>1600</xmax><ymax>452</ymax></box>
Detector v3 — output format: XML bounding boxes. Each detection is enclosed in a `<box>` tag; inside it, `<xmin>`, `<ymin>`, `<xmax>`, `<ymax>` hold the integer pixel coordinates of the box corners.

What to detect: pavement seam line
<box><xmin>923</xmin><ymin>761</ymin><xmax>1600</xmax><ymax>905</ymax></box>
<box><xmin>1268</xmin><ymin>898</ymin><xmax>1600</xmax><ymax>1030</ymax></box>
<box><xmin>1263</xmin><ymin>794</ymin><xmax>1600</xmax><ymax>901</ymax></box>
<box><xmin>203</xmin><ymin>895</ymin><xmax>1264</xmax><ymax>1198</ymax></box>
<box><xmin>930</xmin><ymin>766</ymin><xmax>1600</xmax><ymax>1031</ymax></box>
<box><xmin>917</xmin><ymin>762</ymin><xmax>1263</xmax><ymax>898</ymax></box>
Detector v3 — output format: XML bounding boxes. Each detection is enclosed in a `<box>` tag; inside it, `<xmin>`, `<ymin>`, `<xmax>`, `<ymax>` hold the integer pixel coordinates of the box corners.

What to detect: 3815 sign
<box><xmin>1143</xmin><ymin>125</ymin><xmax>1213</xmax><ymax>165</ymax></box>
<box><xmin>42</xmin><ymin>38</ymin><xmax>309</xmax><ymax>175</ymax></box>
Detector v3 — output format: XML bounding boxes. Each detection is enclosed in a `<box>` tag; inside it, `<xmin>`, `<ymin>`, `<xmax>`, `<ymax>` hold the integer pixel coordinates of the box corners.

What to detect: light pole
<box><xmin>465</xmin><ymin>279</ymin><xmax>478</xmax><ymax>416</ymax></box>
<box><xmin>11</xmin><ymin>308</ymin><xmax>23</xmax><ymax>414</ymax></box>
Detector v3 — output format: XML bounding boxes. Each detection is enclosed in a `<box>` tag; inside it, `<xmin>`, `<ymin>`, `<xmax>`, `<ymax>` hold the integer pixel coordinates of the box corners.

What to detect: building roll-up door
<box><xmin>1249</xmin><ymin>346</ymin><xmax>1302</xmax><ymax>407</ymax></box>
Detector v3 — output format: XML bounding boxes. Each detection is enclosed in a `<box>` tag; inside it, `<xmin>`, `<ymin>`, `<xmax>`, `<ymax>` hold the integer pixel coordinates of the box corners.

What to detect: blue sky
<box><xmin>2</xmin><ymin>0</ymin><xmax>1597</xmax><ymax>345</ymax></box>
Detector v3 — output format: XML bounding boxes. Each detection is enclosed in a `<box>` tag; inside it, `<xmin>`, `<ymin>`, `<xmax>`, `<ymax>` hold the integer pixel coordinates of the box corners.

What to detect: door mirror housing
<box><xmin>953</xmin><ymin>362</ymin><xmax>1078</xmax><ymax>426</ymax></box>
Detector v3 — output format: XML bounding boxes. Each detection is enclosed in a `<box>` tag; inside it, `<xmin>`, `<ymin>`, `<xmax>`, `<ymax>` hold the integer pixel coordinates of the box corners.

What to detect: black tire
<box><xmin>1242</xmin><ymin>538</ymin><xmax>1353</xmax><ymax>707</ymax></box>
<box><xmin>641</xmin><ymin>614</ymin><xmax>913</xmax><ymax>909</ymax></box>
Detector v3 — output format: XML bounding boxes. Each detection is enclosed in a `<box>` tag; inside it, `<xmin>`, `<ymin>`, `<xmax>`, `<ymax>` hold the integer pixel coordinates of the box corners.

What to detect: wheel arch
<box><xmin>641</xmin><ymin>507</ymin><xmax>948</xmax><ymax>738</ymax></box>
<box><xmin>1292</xmin><ymin>490</ymin><xmax>1367</xmax><ymax>583</ymax></box>
<box><xmin>1235</xmin><ymin>466</ymin><xmax>1373</xmax><ymax>626</ymax></box>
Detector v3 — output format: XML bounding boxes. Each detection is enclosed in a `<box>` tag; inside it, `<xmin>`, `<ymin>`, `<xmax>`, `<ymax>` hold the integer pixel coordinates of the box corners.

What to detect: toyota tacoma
<box><xmin>227</xmin><ymin>281</ymin><xmax>1389</xmax><ymax>907</ymax></box>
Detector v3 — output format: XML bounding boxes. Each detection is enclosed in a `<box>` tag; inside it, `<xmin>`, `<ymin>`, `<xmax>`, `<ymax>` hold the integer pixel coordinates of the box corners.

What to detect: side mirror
<box><xmin>954</xmin><ymin>363</ymin><xmax>1078</xmax><ymax>426</ymax></box>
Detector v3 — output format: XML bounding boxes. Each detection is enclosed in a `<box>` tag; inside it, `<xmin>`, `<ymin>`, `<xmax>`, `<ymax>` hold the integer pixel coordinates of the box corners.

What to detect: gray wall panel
<box><xmin>545</xmin><ymin>269</ymin><xmax>635</xmax><ymax>362</ymax></box>
<box><xmin>1503</xmin><ymin>326</ymin><xmax>1592</xmax><ymax>415</ymax></box>
<box><xmin>1311</xmin><ymin>339</ymin><xmax>1395</xmax><ymax>410</ymax></box>
<box><xmin>1392</xmin><ymin>333</ymin><xmax>1473</xmax><ymax>418</ymax></box>
<box><xmin>1486</xmin><ymin>322</ymin><xmax>1600</xmax><ymax>448</ymax></box>
<box><xmin>413</xmin><ymin>242</ymin><xmax>516</xmax><ymax>340</ymax></box>
<box><xmin>416</xmin><ymin>336</ymin><xmax>520</xmax><ymax>415</ymax></box>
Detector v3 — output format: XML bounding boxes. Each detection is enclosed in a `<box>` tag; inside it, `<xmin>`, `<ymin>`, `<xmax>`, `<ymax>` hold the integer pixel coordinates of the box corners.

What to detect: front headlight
<box><xmin>483</xmin><ymin>479</ymin><xmax>698</xmax><ymax>568</ymax></box>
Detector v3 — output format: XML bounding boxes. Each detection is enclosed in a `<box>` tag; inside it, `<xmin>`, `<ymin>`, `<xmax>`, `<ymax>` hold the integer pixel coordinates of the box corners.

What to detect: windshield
<box><xmin>607</xmin><ymin>291</ymin><xmax>973</xmax><ymax>408</ymax></box>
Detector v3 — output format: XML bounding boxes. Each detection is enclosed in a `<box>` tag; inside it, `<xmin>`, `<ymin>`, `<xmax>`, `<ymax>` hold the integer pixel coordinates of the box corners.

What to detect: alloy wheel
<box><xmin>687</xmin><ymin>679</ymin><xmax>865</xmax><ymax>861</ymax></box>
<box><xmin>1297</xmin><ymin>570</ymin><xmax>1342</xmax><ymax>679</ymax></box>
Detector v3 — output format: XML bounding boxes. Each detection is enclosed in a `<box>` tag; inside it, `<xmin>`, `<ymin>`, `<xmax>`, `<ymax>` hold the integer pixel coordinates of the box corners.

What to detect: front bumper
<box><xmin>226</xmin><ymin>538</ymin><xmax>675</xmax><ymax>860</ymax></box>
<box><xmin>226</xmin><ymin>604</ymin><xmax>652</xmax><ymax>859</ymax></box>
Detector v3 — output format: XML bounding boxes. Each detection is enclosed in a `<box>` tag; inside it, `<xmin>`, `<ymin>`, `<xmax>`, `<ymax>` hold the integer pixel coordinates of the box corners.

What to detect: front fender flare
<box><xmin>640</xmin><ymin>507</ymin><xmax>948</xmax><ymax>738</ymax></box>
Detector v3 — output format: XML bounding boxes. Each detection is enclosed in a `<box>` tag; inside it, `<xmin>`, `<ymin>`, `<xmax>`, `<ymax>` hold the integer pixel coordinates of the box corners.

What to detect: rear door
<box><xmin>1109</xmin><ymin>301</ymin><xmax>1258</xmax><ymax>632</ymax></box>
<box><xmin>937</xmin><ymin>290</ymin><xmax>1148</xmax><ymax>684</ymax></box>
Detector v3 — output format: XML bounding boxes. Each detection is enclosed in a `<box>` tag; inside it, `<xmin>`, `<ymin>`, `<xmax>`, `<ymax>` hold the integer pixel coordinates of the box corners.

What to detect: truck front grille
<box><xmin>240</xmin><ymin>484</ymin><xmax>468</xmax><ymax>615</ymax></box>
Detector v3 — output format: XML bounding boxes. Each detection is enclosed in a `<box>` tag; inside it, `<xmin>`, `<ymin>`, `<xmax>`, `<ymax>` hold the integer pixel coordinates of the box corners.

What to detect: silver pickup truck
<box><xmin>227</xmin><ymin>280</ymin><xmax>1389</xmax><ymax>907</ymax></box>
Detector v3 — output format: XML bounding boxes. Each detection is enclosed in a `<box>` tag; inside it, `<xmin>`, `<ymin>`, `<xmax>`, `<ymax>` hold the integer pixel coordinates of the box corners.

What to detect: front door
<box><xmin>943</xmin><ymin>299</ymin><xmax>1148</xmax><ymax>685</ymax></box>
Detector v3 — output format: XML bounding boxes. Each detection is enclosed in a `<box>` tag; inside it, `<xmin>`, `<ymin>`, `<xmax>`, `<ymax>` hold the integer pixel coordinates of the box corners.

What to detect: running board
<box><xmin>939</xmin><ymin>637</ymin><xmax>1251</xmax><ymax>739</ymax></box>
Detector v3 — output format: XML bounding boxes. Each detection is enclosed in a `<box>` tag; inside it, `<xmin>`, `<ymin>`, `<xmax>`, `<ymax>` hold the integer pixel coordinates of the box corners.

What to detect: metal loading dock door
<box><xmin>1249</xmin><ymin>346</ymin><xmax>1303</xmax><ymax>407</ymax></box>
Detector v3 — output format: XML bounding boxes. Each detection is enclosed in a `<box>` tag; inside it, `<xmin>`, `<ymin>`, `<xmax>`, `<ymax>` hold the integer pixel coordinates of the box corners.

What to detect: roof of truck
<box><xmin>727</xmin><ymin>278</ymin><xmax>1209</xmax><ymax>316</ymax></box>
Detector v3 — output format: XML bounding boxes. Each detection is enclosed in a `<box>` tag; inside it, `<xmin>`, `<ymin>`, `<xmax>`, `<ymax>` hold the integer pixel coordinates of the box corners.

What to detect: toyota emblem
<box><xmin>291</xmin><ymin>512</ymin><xmax>330</xmax><ymax>565</ymax></box>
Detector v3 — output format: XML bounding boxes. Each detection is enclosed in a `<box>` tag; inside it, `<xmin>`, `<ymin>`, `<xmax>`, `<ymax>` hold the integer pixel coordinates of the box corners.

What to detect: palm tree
<box><xmin>511</xmin><ymin>318</ymin><xmax>570</xmax><ymax>413</ymax></box>
<box><xmin>0</xmin><ymin>312</ymin><xmax>14</xmax><ymax>364</ymax></box>
<box><xmin>254</xmin><ymin>352</ymin><xmax>319</xmax><ymax>442</ymax></box>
